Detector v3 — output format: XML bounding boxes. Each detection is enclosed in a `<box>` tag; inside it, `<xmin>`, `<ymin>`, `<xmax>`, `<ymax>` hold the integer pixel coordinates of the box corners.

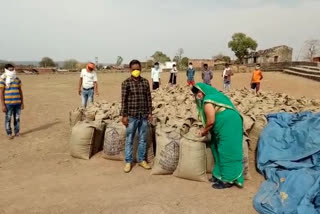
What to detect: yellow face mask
<box><xmin>131</xmin><ymin>70</ymin><xmax>141</xmax><ymax>78</ymax></box>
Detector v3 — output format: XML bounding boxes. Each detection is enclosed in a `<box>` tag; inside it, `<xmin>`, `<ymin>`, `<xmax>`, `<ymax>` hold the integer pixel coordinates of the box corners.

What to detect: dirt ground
<box><xmin>1</xmin><ymin>71</ymin><xmax>320</xmax><ymax>214</ymax></box>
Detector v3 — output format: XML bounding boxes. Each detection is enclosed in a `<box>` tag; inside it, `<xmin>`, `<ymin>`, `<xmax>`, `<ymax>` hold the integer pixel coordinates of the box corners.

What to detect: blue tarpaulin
<box><xmin>253</xmin><ymin>112</ymin><xmax>320</xmax><ymax>214</ymax></box>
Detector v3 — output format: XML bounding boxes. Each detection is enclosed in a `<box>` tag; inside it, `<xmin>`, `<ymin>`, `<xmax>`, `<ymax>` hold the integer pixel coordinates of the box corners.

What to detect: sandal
<box><xmin>208</xmin><ymin>177</ymin><xmax>219</xmax><ymax>183</ymax></box>
<box><xmin>212</xmin><ymin>180</ymin><xmax>233</xmax><ymax>189</ymax></box>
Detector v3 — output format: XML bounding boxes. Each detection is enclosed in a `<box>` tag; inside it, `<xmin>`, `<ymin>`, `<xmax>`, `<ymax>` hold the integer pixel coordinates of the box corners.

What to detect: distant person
<box><xmin>251</xmin><ymin>64</ymin><xmax>263</xmax><ymax>94</ymax></box>
<box><xmin>78</xmin><ymin>62</ymin><xmax>99</xmax><ymax>108</ymax></box>
<box><xmin>0</xmin><ymin>64</ymin><xmax>24</xmax><ymax>139</ymax></box>
<box><xmin>222</xmin><ymin>64</ymin><xmax>233</xmax><ymax>91</ymax></box>
<box><xmin>151</xmin><ymin>62</ymin><xmax>161</xmax><ymax>90</ymax></box>
<box><xmin>186</xmin><ymin>62</ymin><xmax>195</xmax><ymax>86</ymax></box>
<box><xmin>169</xmin><ymin>64</ymin><xmax>178</xmax><ymax>86</ymax></box>
<box><xmin>121</xmin><ymin>59</ymin><xmax>153</xmax><ymax>173</ymax></box>
<box><xmin>202</xmin><ymin>64</ymin><xmax>213</xmax><ymax>86</ymax></box>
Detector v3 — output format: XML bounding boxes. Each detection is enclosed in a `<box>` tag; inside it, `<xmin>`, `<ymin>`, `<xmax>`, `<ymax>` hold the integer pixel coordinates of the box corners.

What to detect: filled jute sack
<box><xmin>102</xmin><ymin>123</ymin><xmax>154</xmax><ymax>163</ymax></box>
<box><xmin>69</xmin><ymin>107</ymin><xmax>84</xmax><ymax>127</ymax></box>
<box><xmin>243</xmin><ymin>136</ymin><xmax>251</xmax><ymax>180</ymax></box>
<box><xmin>206</xmin><ymin>144</ymin><xmax>214</xmax><ymax>173</ymax></box>
<box><xmin>248</xmin><ymin>115</ymin><xmax>267</xmax><ymax>150</ymax></box>
<box><xmin>70</xmin><ymin>121</ymin><xmax>106</xmax><ymax>160</ymax></box>
<box><xmin>173</xmin><ymin>127</ymin><xmax>208</xmax><ymax>182</ymax></box>
<box><xmin>151</xmin><ymin>126</ymin><xmax>181</xmax><ymax>175</ymax></box>
<box><xmin>103</xmin><ymin>123</ymin><xmax>126</xmax><ymax>161</ymax></box>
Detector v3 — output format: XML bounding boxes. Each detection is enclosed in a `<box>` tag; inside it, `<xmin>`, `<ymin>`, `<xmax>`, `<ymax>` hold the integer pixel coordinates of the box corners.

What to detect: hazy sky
<box><xmin>0</xmin><ymin>0</ymin><xmax>319</xmax><ymax>63</ymax></box>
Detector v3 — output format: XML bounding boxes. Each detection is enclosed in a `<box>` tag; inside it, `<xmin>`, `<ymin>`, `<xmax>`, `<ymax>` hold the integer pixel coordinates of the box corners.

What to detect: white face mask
<box><xmin>189</xmin><ymin>65</ymin><xmax>193</xmax><ymax>69</ymax></box>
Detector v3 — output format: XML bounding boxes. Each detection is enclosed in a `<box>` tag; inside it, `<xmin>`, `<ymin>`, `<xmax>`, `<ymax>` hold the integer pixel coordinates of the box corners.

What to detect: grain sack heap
<box><xmin>69</xmin><ymin>86</ymin><xmax>320</xmax><ymax>182</ymax></box>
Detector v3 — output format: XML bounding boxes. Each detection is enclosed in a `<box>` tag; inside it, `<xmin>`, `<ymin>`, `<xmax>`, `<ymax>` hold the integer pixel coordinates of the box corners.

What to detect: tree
<box><xmin>151</xmin><ymin>51</ymin><xmax>171</xmax><ymax>64</ymax></box>
<box><xmin>228</xmin><ymin>33</ymin><xmax>258</xmax><ymax>63</ymax></box>
<box><xmin>213</xmin><ymin>54</ymin><xmax>231</xmax><ymax>63</ymax></box>
<box><xmin>39</xmin><ymin>57</ymin><xmax>56</xmax><ymax>67</ymax></box>
<box><xmin>181</xmin><ymin>57</ymin><xmax>189</xmax><ymax>67</ymax></box>
<box><xmin>116</xmin><ymin>56</ymin><xmax>123</xmax><ymax>66</ymax></box>
<box><xmin>63</xmin><ymin>59</ymin><xmax>78</xmax><ymax>69</ymax></box>
<box><xmin>303</xmin><ymin>40</ymin><xmax>320</xmax><ymax>62</ymax></box>
<box><xmin>173</xmin><ymin>56</ymin><xmax>180</xmax><ymax>63</ymax></box>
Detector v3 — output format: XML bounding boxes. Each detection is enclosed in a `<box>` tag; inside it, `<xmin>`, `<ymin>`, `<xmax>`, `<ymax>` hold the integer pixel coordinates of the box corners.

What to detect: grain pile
<box><xmin>69</xmin><ymin>86</ymin><xmax>320</xmax><ymax>181</ymax></box>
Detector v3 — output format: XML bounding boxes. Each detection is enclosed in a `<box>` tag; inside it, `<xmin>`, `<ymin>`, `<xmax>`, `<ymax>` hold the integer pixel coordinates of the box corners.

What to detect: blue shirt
<box><xmin>186</xmin><ymin>68</ymin><xmax>195</xmax><ymax>81</ymax></box>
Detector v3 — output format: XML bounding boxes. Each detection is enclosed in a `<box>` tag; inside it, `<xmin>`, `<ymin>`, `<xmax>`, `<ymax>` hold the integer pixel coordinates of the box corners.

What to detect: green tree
<box><xmin>173</xmin><ymin>56</ymin><xmax>180</xmax><ymax>63</ymax></box>
<box><xmin>63</xmin><ymin>59</ymin><xmax>78</xmax><ymax>69</ymax></box>
<box><xmin>151</xmin><ymin>51</ymin><xmax>171</xmax><ymax>64</ymax></box>
<box><xmin>116</xmin><ymin>56</ymin><xmax>123</xmax><ymax>66</ymax></box>
<box><xmin>181</xmin><ymin>57</ymin><xmax>189</xmax><ymax>67</ymax></box>
<box><xmin>228</xmin><ymin>33</ymin><xmax>258</xmax><ymax>63</ymax></box>
<box><xmin>39</xmin><ymin>57</ymin><xmax>56</xmax><ymax>67</ymax></box>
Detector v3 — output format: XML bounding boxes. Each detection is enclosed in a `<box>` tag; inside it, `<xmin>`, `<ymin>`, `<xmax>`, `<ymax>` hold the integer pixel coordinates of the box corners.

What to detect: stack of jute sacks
<box><xmin>69</xmin><ymin>86</ymin><xmax>320</xmax><ymax>182</ymax></box>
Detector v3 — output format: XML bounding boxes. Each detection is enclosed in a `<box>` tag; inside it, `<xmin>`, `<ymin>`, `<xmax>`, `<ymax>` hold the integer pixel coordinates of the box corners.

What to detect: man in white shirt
<box><xmin>151</xmin><ymin>62</ymin><xmax>161</xmax><ymax>90</ymax></box>
<box><xmin>78</xmin><ymin>62</ymin><xmax>99</xmax><ymax>107</ymax></box>
<box><xmin>222</xmin><ymin>63</ymin><xmax>233</xmax><ymax>91</ymax></box>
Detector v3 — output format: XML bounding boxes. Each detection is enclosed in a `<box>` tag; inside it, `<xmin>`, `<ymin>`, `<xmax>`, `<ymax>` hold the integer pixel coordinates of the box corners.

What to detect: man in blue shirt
<box><xmin>186</xmin><ymin>62</ymin><xmax>195</xmax><ymax>86</ymax></box>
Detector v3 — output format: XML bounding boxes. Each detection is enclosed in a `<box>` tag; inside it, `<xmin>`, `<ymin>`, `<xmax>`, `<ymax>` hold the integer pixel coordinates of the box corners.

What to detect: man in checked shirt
<box><xmin>121</xmin><ymin>60</ymin><xmax>153</xmax><ymax>173</ymax></box>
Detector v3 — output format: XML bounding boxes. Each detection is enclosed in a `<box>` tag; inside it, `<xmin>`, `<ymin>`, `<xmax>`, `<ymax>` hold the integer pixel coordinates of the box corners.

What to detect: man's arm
<box><xmin>210</xmin><ymin>71</ymin><xmax>213</xmax><ymax>80</ymax></box>
<box><xmin>120</xmin><ymin>81</ymin><xmax>129</xmax><ymax>126</ymax></box>
<box><xmin>145</xmin><ymin>80</ymin><xmax>153</xmax><ymax>121</ymax></box>
<box><xmin>18</xmin><ymin>84</ymin><xmax>24</xmax><ymax>110</ymax></box>
<box><xmin>78</xmin><ymin>78</ymin><xmax>83</xmax><ymax>95</ymax></box>
<box><xmin>94</xmin><ymin>82</ymin><xmax>99</xmax><ymax>96</ymax></box>
<box><xmin>0</xmin><ymin>87</ymin><xmax>5</xmax><ymax>112</ymax></box>
<box><xmin>260</xmin><ymin>71</ymin><xmax>263</xmax><ymax>80</ymax></box>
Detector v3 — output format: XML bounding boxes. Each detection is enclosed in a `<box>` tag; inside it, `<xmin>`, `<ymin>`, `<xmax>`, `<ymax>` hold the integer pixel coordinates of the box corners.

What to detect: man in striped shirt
<box><xmin>0</xmin><ymin>64</ymin><xmax>24</xmax><ymax>139</ymax></box>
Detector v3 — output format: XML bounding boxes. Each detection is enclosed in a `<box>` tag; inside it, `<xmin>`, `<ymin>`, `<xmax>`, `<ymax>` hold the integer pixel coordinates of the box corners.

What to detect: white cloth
<box><xmin>170</xmin><ymin>67</ymin><xmax>178</xmax><ymax>74</ymax></box>
<box><xmin>1</xmin><ymin>69</ymin><xmax>17</xmax><ymax>87</ymax></box>
<box><xmin>80</xmin><ymin>69</ymin><xmax>97</xmax><ymax>89</ymax></box>
<box><xmin>151</xmin><ymin>68</ymin><xmax>161</xmax><ymax>82</ymax></box>
<box><xmin>223</xmin><ymin>68</ymin><xmax>230</xmax><ymax>78</ymax></box>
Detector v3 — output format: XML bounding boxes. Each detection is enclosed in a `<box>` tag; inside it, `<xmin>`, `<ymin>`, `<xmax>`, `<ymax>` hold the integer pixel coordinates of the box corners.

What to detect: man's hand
<box><xmin>21</xmin><ymin>103</ymin><xmax>24</xmax><ymax>110</ymax></box>
<box><xmin>122</xmin><ymin>116</ymin><xmax>129</xmax><ymax>127</ymax></box>
<box><xmin>148</xmin><ymin>114</ymin><xmax>153</xmax><ymax>123</ymax></box>
<box><xmin>78</xmin><ymin>89</ymin><xmax>82</xmax><ymax>96</ymax></box>
<box><xmin>2</xmin><ymin>105</ymin><xmax>6</xmax><ymax>113</ymax></box>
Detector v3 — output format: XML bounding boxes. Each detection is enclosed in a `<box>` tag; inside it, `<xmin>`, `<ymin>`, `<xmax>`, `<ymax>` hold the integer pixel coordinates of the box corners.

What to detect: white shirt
<box><xmin>80</xmin><ymin>69</ymin><xmax>98</xmax><ymax>89</ymax></box>
<box><xmin>170</xmin><ymin>67</ymin><xmax>178</xmax><ymax>74</ymax></box>
<box><xmin>223</xmin><ymin>68</ymin><xmax>230</xmax><ymax>77</ymax></box>
<box><xmin>151</xmin><ymin>68</ymin><xmax>161</xmax><ymax>82</ymax></box>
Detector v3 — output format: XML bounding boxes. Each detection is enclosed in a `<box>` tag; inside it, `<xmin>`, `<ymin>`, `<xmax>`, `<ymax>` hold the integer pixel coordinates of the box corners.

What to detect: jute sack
<box><xmin>206</xmin><ymin>144</ymin><xmax>214</xmax><ymax>173</ymax></box>
<box><xmin>248</xmin><ymin>116</ymin><xmax>267</xmax><ymax>151</ymax></box>
<box><xmin>102</xmin><ymin>123</ymin><xmax>154</xmax><ymax>163</ymax></box>
<box><xmin>102</xmin><ymin>123</ymin><xmax>126</xmax><ymax>161</ymax></box>
<box><xmin>173</xmin><ymin>128</ymin><xmax>208</xmax><ymax>182</ymax></box>
<box><xmin>70</xmin><ymin>121</ymin><xmax>106</xmax><ymax>160</ymax></box>
<box><xmin>151</xmin><ymin>127</ymin><xmax>181</xmax><ymax>175</ymax></box>
<box><xmin>69</xmin><ymin>107</ymin><xmax>84</xmax><ymax>127</ymax></box>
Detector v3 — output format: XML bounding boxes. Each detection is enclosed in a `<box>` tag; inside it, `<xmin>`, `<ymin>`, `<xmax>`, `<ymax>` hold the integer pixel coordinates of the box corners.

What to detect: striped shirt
<box><xmin>0</xmin><ymin>78</ymin><xmax>22</xmax><ymax>105</ymax></box>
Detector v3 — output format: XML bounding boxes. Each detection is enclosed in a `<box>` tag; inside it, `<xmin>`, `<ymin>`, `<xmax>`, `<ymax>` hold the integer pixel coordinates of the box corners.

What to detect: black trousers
<box><xmin>153</xmin><ymin>82</ymin><xmax>160</xmax><ymax>90</ymax></box>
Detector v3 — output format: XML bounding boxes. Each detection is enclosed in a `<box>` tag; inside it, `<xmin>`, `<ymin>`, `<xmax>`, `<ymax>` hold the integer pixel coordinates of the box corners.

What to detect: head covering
<box><xmin>86</xmin><ymin>63</ymin><xmax>95</xmax><ymax>71</ymax></box>
<box><xmin>1</xmin><ymin>69</ymin><xmax>17</xmax><ymax>88</ymax></box>
<box><xmin>192</xmin><ymin>82</ymin><xmax>238</xmax><ymax>125</ymax></box>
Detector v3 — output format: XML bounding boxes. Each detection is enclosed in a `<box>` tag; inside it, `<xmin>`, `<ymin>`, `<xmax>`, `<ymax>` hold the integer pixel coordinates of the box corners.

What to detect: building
<box><xmin>244</xmin><ymin>45</ymin><xmax>293</xmax><ymax>64</ymax></box>
<box><xmin>188</xmin><ymin>59</ymin><xmax>215</xmax><ymax>69</ymax></box>
<box><xmin>313</xmin><ymin>56</ymin><xmax>320</xmax><ymax>63</ymax></box>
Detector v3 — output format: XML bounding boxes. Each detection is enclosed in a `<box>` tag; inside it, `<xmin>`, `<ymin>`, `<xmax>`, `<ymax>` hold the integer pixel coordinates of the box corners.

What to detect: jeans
<box><xmin>125</xmin><ymin>117</ymin><xmax>148</xmax><ymax>163</ymax></box>
<box><xmin>82</xmin><ymin>88</ymin><xmax>94</xmax><ymax>108</ymax></box>
<box><xmin>223</xmin><ymin>81</ymin><xmax>231</xmax><ymax>91</ymax></box>
<box><xmin>5</xmin><ymin>105</ymin><xmax>21</xmax><ymax>136</ymax></box>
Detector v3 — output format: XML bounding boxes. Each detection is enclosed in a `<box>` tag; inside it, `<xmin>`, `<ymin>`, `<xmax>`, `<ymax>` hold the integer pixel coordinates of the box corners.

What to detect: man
<box><xmin>222</xmin><ymin>64</ymin><xmax>233</xmax><ymax>91</ymax></box>
<box><xmin>251</xmin><ymin>64</ymin><xmax>263</xmax><ymax>94</ymax></box>
<box><xmin>202</xmin><ymin>64</ymin><xmax>213</xmax><ymax>86</ymax></box>
<box><xmin>151</xmin><ymin>62</ymin><xmax>161</xmax><ymax>90</ymax></box>
<box><xmin>78</xmin><ymin>62</ymin><xmax>99</xmax><ymax>108</ymax></box>
<box><xmin>186</xmin><ymin>62</ymin><xmax>195</xmax><ymax>86</ymax></box>
<box><xmin>121</xmin><ymin>59</ymin><xmax>153</xmax><ymax>173</ymax></box>
<box><xmin>0</xmin><ymin>64</ymin><xmax>24</xmax><ymax>139</ymax></box>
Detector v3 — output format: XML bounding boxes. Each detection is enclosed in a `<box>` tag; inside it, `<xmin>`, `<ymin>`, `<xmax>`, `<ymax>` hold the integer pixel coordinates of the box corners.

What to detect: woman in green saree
<box><xmin>191</xmin><ymin>83</ymin><xmax>244</xmax><ymax>189</ymax></box>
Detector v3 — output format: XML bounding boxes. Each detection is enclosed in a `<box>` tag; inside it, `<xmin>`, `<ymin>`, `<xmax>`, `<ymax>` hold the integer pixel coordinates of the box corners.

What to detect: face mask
<box><xmin>256</xmin><ymin>66</ymin><xmax>260</xmax><ymax>70</ymax></box>
<box><xmin>131</xmin><ymin>70</ymin><xmax>141</xmax><ymax>78</ymax></box>
<box><xmin>189</xmin><ymin>65</ymin><xmax>193</xmax><ymax>69</ymax></box>
<box><xmin>155</xmin><ymin>65</ymin><xmax>159</xmax><ymax>69</ymax></box>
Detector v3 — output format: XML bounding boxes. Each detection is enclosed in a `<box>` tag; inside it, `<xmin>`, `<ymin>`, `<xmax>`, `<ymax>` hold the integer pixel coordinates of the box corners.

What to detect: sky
<box><xmin>0</xmin><ymin>0</ymin><xmax>319</xmax><ymax>63</ymax></box>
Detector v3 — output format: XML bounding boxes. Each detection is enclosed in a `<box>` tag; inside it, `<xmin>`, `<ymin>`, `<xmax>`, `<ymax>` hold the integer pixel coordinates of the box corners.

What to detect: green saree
<box><xmin>194</xmin><ymin>83</ymin><xmax>244</xmax><ymax>187</ymax></box>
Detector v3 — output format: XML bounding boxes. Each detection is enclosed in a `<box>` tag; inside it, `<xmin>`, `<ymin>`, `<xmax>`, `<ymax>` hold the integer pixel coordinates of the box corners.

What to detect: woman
<box><xmin>192</xmin><ymin>83</ymin><xmax>244</xmax><ymax>189</ymax></box>
<box><xmin>169</xmin><ymin>64</ymin><xmax>178</xmax><ymax>86</ymax></box>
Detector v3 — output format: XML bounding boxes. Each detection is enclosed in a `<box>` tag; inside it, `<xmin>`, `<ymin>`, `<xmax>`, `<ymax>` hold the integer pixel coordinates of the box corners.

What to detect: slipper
<box><xmin>212</xmin><ymin>181</ymin><xmax>233</xmax><ymax>189</ymax></box>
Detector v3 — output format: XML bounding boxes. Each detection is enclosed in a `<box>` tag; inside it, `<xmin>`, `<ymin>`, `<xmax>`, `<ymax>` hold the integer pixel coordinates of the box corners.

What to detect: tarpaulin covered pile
<box><xmin>254</xmin><ymin>112</ymin><xmax>320</xmax><ymax>214</ymax></box>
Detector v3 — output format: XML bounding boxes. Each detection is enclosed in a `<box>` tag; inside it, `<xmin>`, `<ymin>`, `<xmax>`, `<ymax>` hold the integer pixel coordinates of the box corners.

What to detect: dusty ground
<box><xmin>1</xmin><ymin>71</ymin><xmax>320</xmax><ymax>214</ymax></box>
